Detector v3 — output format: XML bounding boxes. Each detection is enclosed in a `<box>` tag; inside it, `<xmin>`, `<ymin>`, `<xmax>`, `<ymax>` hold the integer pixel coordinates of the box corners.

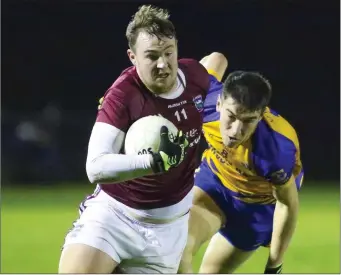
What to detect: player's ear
<box><xmin>258</xmin><ymin>108</ymin><xmax>265</xmax><ymax>121</ymax></box>
<box><xmin>127</xmin><ymin>49</ymin><xmax>136</xmax><ymax>66</ymax></box>
<box><xmin>216</xmin><ymin>96</ymin><xmax>222</xmax><ymax>112</ymax></box>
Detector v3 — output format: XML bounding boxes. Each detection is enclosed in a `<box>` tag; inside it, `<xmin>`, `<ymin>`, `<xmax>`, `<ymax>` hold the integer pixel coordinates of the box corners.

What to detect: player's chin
<box><xmin>153</xmin><ymin>81</ymin><xmax>173</xmax><ymax>94</ymax></box>
<box><xmin>223</xmin><ymin>139</ymin><xmax>239</xmax><ymax>148</ymax></box>
<box><xmin>150</xmin><ymin>84</ymin><xmax>166</xmax><ymax>94</ymax></box>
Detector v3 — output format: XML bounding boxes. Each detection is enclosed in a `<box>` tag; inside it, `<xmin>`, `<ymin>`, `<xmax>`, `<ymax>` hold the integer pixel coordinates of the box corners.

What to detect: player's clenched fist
<box><xmin>152</xmin><ymin>126</ymin><xmax>189</xmax><ymax>173</ymax></box>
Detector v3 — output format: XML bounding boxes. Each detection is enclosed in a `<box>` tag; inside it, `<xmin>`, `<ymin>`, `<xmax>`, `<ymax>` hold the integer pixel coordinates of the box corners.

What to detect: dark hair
<box><xmin>126</xmin><ymin>5</ymin><xmax>176</xmax><ymax>51</ymax></box>
<box><xmin>222</xmin><ymin>71</ymin><xmax>272</xmax><ymax>112</ymax></box>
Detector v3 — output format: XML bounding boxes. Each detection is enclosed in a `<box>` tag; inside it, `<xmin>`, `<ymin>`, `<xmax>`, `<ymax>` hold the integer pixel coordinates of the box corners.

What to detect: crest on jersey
<box><xmin>269</xmin><ymin>169</ymin><xmax>289</xmax><ymax>185</ymax></box>
<box><xmin>193</xmin><ymin>95</ymin><xmax>204</xmax><ymax>112</ymax></box>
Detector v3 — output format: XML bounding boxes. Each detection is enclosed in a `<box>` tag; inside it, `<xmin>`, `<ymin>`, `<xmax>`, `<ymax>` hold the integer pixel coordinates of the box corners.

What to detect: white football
<box><xmin>124</xmin><ymin>115</ymin><xmax>179</xmax><ymax>155</ymax></box>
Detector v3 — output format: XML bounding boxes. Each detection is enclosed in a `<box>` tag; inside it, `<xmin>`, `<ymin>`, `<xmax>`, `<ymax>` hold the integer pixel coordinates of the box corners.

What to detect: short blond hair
<box><xmin>126</xmin><ymin>5</ymin><xmax>176</xmax><ymax>51</ymax></box>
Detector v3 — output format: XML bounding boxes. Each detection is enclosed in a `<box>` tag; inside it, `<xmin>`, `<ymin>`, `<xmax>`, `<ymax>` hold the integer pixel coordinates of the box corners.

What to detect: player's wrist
<box><xmin>151</xmin><ymin>153</ymin><xmax>165</xmax><ymax>173</ymax></box>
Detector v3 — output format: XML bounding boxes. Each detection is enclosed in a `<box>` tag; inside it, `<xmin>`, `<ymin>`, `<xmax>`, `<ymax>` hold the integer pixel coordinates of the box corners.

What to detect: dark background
<box><xmin>2</xmin><ymin>0</ymin><xmax>340</xmax><ymax>184</ymax></box>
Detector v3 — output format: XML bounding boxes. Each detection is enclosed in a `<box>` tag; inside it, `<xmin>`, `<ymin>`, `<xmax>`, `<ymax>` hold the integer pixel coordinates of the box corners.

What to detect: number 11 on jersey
<box><xmin>174</xmin><ymin>108</ymin><xmax>188</xmax><ymax>122</ymax></box>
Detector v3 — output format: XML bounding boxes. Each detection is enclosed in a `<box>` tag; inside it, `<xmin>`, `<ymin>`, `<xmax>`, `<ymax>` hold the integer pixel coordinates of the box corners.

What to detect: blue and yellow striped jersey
<box><xmin>201</xmin><ymin>75</ymin><xmax>303</xmax><ymax>204</ymax></box>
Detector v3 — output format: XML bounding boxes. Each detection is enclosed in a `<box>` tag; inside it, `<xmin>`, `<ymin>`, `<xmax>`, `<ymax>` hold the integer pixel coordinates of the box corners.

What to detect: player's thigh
<box><xmin>59</xmin><ymin>207</ymin><xmax>121</xmax><ymax>274</ymax></box>
<box><xmin>178</xmin><ymin>186</ymin><xmax>224</xmax><ymax>273</ymax></box>
<box><xmin>189</xmin><ymin>186</ymin><xmax>225</xmax><ymax>252</ymax></box>
<box><xmin>188</xmin><ymin>163</ymin><xmax>227</xmax><ymax>254</ymax></box>
<box><xmin>59</xmin><ymin>243</ymin><xmax>118</xmax><ymax>274</ymax></box>
<box><xmin>60</xmin><ymin>191</ymin><xmax>149</xmax><ymax>273</ymax></box>
<box><xmin>200</xmin><ymin>200</ymin><xmax>274</xmax><ymax>273</ymax></box>
<box><xmin>199</xmin><ymin>232</ymin><xmax>254</xmax><ymax>274</ymax></box>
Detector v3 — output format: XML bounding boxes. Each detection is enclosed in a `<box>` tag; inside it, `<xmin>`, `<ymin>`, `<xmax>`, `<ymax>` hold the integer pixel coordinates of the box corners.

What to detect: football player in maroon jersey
<box><xmin>59</xmin><ymin>5</ymin><xmax>227</xmax><ymax>274</ymax></box>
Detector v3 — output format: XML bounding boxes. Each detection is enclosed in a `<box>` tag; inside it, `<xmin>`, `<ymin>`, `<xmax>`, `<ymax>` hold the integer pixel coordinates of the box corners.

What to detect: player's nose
<box><xmin>156</xmin><ymin>56</ymin><xmax>168</xmax><ymax>69</ymax></box>
<box><xmin>229</xmin><ymin>120</ymin><xmax>242</xmax><ymax>137</ymax></box>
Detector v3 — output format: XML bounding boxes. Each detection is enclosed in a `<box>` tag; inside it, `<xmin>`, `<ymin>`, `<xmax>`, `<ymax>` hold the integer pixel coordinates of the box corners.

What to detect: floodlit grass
<box><xmin>1</xmin><ymin>183</ymin><xmax>339</xmax><ymax>273</ymax></box>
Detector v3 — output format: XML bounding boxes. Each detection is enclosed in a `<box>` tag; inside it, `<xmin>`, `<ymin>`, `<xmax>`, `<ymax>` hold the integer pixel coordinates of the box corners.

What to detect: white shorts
<box><xmin>63</xmin><ymin>187</ymin><xmax>192</xmax><ymax>274</ymax></box>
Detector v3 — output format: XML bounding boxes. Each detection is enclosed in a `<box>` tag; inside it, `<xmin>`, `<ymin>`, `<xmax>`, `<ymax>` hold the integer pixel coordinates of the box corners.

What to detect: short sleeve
<box><xmin>252</xmin><ymin>120</ymin><xmax>297</xmax><ymax>185</ymax></box>
<box><xmin>203</xmin><ymin>75</ymin><xmax>223</xmax><ymax>123</ymax></box>
<box><xmin>266</xmin><ymin>148</ymin><xmax>296</xmax><ymax>185</ymax></box>
<box><xmin>97</xmin><ymin>87</ymin><xmax>130</xmax><ymax>133</ymax></box>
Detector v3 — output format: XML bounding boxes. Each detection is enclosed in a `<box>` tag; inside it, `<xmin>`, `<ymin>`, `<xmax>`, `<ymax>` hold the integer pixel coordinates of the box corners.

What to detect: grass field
<box><xmin>1</xmin><ymin>182</ymin><xmax>340</xmax><ymax>273</ymax></box>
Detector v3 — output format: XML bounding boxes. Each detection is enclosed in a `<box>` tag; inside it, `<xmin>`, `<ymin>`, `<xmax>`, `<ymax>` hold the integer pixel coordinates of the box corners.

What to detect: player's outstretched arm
<box><xmin>266</xmin><ymin>176</ymin><xmax>299</xmax><ymax>272</ymax></box>
<box><xmin>200</xmin><ymin>52</ymin><xmax>228</xmax><ymax>82</ymax></box>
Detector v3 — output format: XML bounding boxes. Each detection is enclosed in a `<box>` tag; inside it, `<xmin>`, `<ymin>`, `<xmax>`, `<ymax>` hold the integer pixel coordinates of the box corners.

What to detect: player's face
<box><xmin>127</xmin><ymin>31</ymin><xmax>178</xmax><ymax>95</ymax></box>
<box><xmin>217</xmin><ymin>95</ymin><xmax>262</xmax><ymax>148</ymax></box>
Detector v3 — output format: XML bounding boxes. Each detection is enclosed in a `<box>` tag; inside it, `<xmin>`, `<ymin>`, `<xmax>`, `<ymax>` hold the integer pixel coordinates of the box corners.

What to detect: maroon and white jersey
<box><xmin>88</xmin><ymin>59</ymin><xmax>210</xmax><ymax>209</ymax></box>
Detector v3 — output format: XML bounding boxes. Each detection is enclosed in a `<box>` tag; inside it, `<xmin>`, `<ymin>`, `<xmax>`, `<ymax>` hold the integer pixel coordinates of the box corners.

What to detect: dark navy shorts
<box><xmin>194</xmin><ymin>160</ymin><xmax>303</xmax><ymax>251</ymax></box>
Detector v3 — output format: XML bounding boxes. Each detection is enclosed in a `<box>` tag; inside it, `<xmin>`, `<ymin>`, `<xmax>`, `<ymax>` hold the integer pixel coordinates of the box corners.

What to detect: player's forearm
<box><xmin>268</xmin><ymin>201</ymin><xmax>299</xmax><ymax>266</ymax></box>
<box><xmin>86</xmin><ymin>153</ymin><xmax>154</xmax><ymax>184</ymax></box>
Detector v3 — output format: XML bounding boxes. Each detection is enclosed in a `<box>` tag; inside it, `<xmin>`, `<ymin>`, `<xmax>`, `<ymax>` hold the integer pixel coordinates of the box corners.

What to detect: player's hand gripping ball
<box><xmin>124</xmin><ymin>115</ymin><xmax>189</xmax><ymax>172</ymax></box>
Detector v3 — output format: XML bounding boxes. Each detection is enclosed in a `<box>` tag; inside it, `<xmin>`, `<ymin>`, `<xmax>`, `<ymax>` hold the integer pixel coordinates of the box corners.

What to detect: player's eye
<box><xmin>165</xmin><ymin>52</ymin><xmax>173</xmax><ymax>57</ymax></box>
<box><xmin>244</xmin><ymin>119</ymin><xmax>256</xmax><ymax>124</ymax></box>
<box><xmin>147</xmin><ymin>55</ymin><xmax>159</xmax><ymax>61</ymax></box>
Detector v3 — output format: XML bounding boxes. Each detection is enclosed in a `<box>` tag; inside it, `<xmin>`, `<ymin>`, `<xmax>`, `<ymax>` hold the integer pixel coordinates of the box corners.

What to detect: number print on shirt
<box><xmin>174</xmin><ymin>108</ymin><xmax>188</xmax><ymax>122</ymax></box>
